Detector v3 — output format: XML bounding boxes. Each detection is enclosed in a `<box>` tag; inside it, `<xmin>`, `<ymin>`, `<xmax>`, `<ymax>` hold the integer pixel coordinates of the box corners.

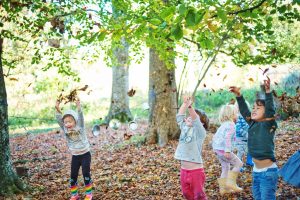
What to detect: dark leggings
<box><xmin>70</xmin><ymin>151</ymin><xmax>92</xmax><ymax>186</ymax></box>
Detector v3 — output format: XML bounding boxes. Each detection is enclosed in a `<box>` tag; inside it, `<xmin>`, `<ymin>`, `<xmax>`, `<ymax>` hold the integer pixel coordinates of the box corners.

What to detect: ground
<box><xmin>1</xmin><ymin>120</ymin><xmax>300</xmax><ymax>200</ymax></box>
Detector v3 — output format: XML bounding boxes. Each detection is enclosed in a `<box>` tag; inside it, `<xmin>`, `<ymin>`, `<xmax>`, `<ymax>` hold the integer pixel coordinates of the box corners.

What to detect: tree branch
<box><xmin>229</xmin><ymin>0</ymin><xmax>267</xmax><ymax>15</ymax></box>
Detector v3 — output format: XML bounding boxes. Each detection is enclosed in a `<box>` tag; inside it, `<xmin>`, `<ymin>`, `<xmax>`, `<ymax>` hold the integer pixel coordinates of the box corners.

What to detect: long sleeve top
<box><xmin>236</xmin><ymin>93</ymin><xmax>277</xmax><ymax>162</ymax></box>
<box><xmin>212</xmin><ymin>121</ymin><xmax>236</xmax><ymax>152</ymax></box>
<box><xmin>56</xmin><ymin>109</ymin><xmax>90</xmax><ymax>155</ymax></box>
<box><xmin>174</xmin><ymin>114</ymin><xmax>207</xmax><ymax>164</ymax></box>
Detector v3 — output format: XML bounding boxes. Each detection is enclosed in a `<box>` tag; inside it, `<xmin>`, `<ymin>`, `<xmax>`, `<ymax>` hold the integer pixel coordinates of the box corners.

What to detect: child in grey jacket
<box><xmin>175</xmin><ymin>96</ymin><xmax>208</xmax><ymax>200</ymax></box>
<box><xmin>55</xmin><ymin>99</ymin><xmax>92</xmax><ymax>200</ymax></box>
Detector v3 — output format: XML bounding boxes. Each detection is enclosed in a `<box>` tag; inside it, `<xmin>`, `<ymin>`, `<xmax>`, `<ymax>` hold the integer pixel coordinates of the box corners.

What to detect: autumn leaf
<box><xmin>127</xmin><ymin>88</ymin><xmax>136</xmax><ymax>97</ymax></box>
<box><xmin>271</xmin><ymin>64</ymin><xmax>277</xmax><ymax>68</ymax></box>
<box><xmin>263</xmin><ymin>68</ymin><xmax>269</xmax><ymax>75</ymax></box>
<box><xmin>223</xmin><ymin>75</ymin><xmax>227</xmax><ymax>81</ymax></box>
<box><xmin>78</xmin><ymin>85</ymin><xmax>88</xmax><ymax>91</ymax></box>
<box><xmin>248</xmin><ymin>78</ymin><xmax>254</xmax><ymax>82</ymax></box>
<box><xmin>203</xmin><ymin>83</ymin><xmax>206</xmax><ymax>87</ymax></box>
<box><xmin>9</xmin><ymin>77</ymin><xmax>19</xmax><ymax>81</ymax></box>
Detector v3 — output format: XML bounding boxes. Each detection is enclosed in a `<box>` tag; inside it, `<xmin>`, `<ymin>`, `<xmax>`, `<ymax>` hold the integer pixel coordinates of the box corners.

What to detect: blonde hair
<box><xmin>219</xmin><ymin>104</ymin><xmax>237</xmax><ymax>123</ymax></box>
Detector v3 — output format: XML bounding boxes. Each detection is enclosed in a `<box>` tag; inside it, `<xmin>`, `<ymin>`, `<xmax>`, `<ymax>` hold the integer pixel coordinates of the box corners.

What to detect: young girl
<box><xmin>230</xmin><ymin>77</ymin><xmax>278</xmax><ymax>200</ymax></box>
<box><xmin>55</xmin><ymin>99</ymin><xmax>93</xmax><ymax>200</ymax></box>
<box><xmin>212</xmin><ymin>104</ymin><xmax>243</xmax><ymax>195</ymax></box>
<box><xmin>175</xmin><ymin>96</ymin><xmax>209</xmax><ymax>200</ymax></box>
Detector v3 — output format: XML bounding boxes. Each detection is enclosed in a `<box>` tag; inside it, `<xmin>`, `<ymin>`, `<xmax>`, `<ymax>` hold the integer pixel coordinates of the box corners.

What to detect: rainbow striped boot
<box><xmin>69</xmin><ymin>184</ymin><xmax>80</xmax><ymax>200</ymax></box>
<box><xmin>84</xmin><ymin>182</ymin><xmax>93</xmax><ymax>200</ymax></box>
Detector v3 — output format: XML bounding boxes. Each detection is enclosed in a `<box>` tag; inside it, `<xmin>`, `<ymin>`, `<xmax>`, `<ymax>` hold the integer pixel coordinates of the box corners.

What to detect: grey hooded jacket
<box><xmin>56</xmin><ymin>109</ymin><xmax>90</xmax><ymax>155</ymax></box>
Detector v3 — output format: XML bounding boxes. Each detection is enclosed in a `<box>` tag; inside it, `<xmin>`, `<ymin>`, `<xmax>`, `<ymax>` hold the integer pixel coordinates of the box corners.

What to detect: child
<box><xmin>174</xmin><ymin>96</ymin><xmax>209</xmax><ymax>200</ymax></box>
<box><xmin>55</xmin><ymin>99</ymin><xmax>93</xmax><ymax>200</ymax></box>
<box><xmin>212</xmin><ymin>104</ymin><xmax>243</xmax><ymax>195</ymax></box>
<box><xmin>234</xmin><ymin>101</ymin><xmax>254</xmax><ymax>168</ymax></box>
<box><xmin>279</xmin><ymin>149</ymin><xmax>300</xmax><ymax>188</ymax></box>
<box><xmin>230</xmin><ymin>77</ymin><xmax>278</xmax><ymax>200</ymax></box>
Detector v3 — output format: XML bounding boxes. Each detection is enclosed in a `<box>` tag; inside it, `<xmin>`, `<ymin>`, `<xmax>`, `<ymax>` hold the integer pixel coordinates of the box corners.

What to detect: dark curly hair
<box><xmin>195</xmin><ymin>109</ymin><xmax>209</xmax><ymax>130</ymax></box>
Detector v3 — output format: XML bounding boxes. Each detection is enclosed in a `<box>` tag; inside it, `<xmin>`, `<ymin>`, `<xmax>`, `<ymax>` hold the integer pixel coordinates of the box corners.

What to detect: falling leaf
<box><xmin>271</xmin><ymin>64</ymin><xmax>277</xmax><ymax>68</ymax></box>
<box><xmin>223</xmin><ymin>75</ymin><xmax>227</xmax><ymax>81</ymax></box>
<box><xmin>9</xmin><ymin>77</ymin><xmax>18</xmax><ymax>81</ymax></box>
<box><xmin>263</xmin><ymin>68</ymin><xmax>269</xmax><ymax>75</ymax></box>
<box><xmin>274</xmin><ymin>82</ymin><xmax>278</xmax><ymax>85</ymax></box>
<box><xmin>217</xmin><ymin>73</ymin><xmax>220</xmax><ymax>76</ymax></box>
<box><xmin>203</xmin><ymin>84</ymin><xmax>207</xmax><ymax>88</ymax></box>
<box><xmin>27</xmin><ymin>83</ymin><xmax>32</xmax><ymax>87</ymax></box>
<box><xmin>212</xmin><ymin>89</ymin><xmax>215</xmax><ymax>92</ymax></box>
<box><xmin>249</xmin><ymin>78</ymin><xmax>254</xmax><ymax>82</ymax></box>
<box><xmin>127</xmin><ymin>88</ymin><xmax>136</xmax><ymax>97</ymax></box>
<box><xmin>78</xmin><ymin>85</ymin><xmax>88</xmax><ymax>91</ymax></box>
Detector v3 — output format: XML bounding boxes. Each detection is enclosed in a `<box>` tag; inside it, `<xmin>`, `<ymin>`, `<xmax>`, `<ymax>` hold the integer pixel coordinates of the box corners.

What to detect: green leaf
<box><xmin>160</xmin><ymin>6</ymin><xmax>175</xmax><ymax>20</ymax></box>
<box><xmin>217</xmin><ymin>9</ymin><xmax>227</xmax><ymax>22</ymax></box>
<box><xmin>171</xmin><ymin>24</ymin><xmax>183</xmax><ymax>40</ymax></box>
<box><xmin>149</xmin><ymin>18</ymin><xmax>162</xmax><ymax>25</ymax></box>
<box><xmin>179</xmin><ymin>4</ymin><xmax>187</xmax><ymax>16</ymax></box>
<box><xmin>87</xmin><ymin>32</ymin><xmax>99</xmax><ymax>44</ymax></box>
<box><xmin>185</xmin><ymin>9</ymin><xmax>197</xmax><ymax>27</ymax></box>
<box><xmin>98</xmin><ymin>32</ymin><xmax>107</xmax><ymax>41</ymax></box>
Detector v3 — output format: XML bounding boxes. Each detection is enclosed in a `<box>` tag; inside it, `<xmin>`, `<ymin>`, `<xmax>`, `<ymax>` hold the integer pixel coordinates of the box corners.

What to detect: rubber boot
<box><xmin>84</xmin><ymin>182</ymin><xmax>93</xmax><ymax>200</ymax></box>
<box><xmin>217</xmin><ymin>178</ymin><xmax>232</xmax><ymax>195</ymax></box>
<box><xmin>226</xmin><ymin>171</ymin><xmax>243</xmax><ymax>192</ymax></box>
<box><xmin>70</xmin><ymin>184</ymin><xmax>80</xmax><ymax>200</ymax></box>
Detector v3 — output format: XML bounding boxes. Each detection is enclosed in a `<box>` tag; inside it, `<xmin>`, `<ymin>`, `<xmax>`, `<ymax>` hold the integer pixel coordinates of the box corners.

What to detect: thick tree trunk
<box><xmin>147</xmin><ymin>48</ymin><xmax>179</xmax><ymax>147</ymax></box>
<box><xmin>106</xmin><ymin>38</ymin><xmax>132</xmax><ymax>123</ymax></box>
<box><xmin>0</xmin><ymin>38</ymin><xmax>26</xmax><ymax>196</ymax></box>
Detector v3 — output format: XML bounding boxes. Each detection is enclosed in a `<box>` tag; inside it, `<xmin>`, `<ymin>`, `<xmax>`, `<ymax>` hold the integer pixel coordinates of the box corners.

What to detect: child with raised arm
<box><xmin>230</xmin><ymin>77</ymin><xmax>278</xmax><ymax>200</ymax></box>
<box><xmin>212</xmin><ymin>105</ymin><xmax>243</xmax><ymax>195</ymax></box>
<box><xmin>55</xmin><ymin>99</ymin><xmax>93</xmax><ymax>200</ymax></box>
<box><xmin>175</xmin><ymin>96</ymin><xmax>209</xmax><ymax>200</ymax></box>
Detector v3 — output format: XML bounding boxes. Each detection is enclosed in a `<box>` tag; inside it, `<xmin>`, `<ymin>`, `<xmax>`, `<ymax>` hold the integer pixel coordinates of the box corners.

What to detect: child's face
<box><xmin>63</xmin><ymin>116</ymin><xmax>76</xmax><ymax>129</ymax></box>
<box><xmin>184</xmin><ymin>116</ymin><xmax>193</xmax><ymax>127</ymax></box>
<box><xmin>251</xmin><ymin>103</ymin><xmax>265</xmax><ymax>121</ymax></box>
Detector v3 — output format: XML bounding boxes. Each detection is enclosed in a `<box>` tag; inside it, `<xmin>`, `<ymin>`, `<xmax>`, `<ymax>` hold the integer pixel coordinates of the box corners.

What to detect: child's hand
<box><xmin>183</xmin><ymin>96</ymin><xmax>193</xmax><ymax>107</ymax></box>
<box><xmin>75</xmin><ymin>98</ymin><xmax>81</xmax><ymax>110</ymax></box>
<box><xmin>224</xmin><ymin>152</ymin><xmax>231</xmax><ymax>159</ymax></box>
<box><xmin>229</xmin><ymin>86</ymin><xmax>241</xmax><ymax>97</ymax></box>
<box><xmin>264</xmin><ymin>76</ymin><xmax>271</xmax><ymax>93</ymax></box>
<box><xmin>55</xmin><ymin>100</ymin><xmax>62</xmax><ymax>113</ymax></box>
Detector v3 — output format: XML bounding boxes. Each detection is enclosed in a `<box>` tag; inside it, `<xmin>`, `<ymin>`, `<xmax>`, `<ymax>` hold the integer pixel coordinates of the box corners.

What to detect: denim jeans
<box><xmin>252</xmin><ymin>167</ymin><xmax>278</xmax><ymax>200</ymax></box>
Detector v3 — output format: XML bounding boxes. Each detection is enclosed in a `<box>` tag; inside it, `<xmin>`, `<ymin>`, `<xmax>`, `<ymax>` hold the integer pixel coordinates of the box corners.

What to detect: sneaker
<box><xmin>84</xmin><ymin>194</ymin><xmax>92</xmax><ymax>200</ymax></box>
<box><xmin>70</xmin><ymin>195</ymin><xmax>80</xmax><ymax>200</ymax></box>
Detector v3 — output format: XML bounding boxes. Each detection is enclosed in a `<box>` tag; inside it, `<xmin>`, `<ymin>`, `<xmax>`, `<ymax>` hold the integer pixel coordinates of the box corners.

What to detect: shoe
<box><xmin>84</xmin><ymin>194</ymin><xmax>92</xmax><ymax>200</ymax></box>
<box><xmin>226</xmin><ymin>171</ymin><xmax>243</xmax><ymax>192</ymax></box>
<box><xmin>70</xmin><ymin>195</ymin><xmax>80</xmax><ymax>200</ymax></box>
<box><xmin>217</xmin><ymin>178</ymin><xmax>232</xmax><ymax>195</ymax></box>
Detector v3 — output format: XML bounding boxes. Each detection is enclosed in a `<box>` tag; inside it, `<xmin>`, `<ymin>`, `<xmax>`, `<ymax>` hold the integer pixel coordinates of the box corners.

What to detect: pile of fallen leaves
<box><xmin>2</xmin><ymin>120</ymin><xmax>300</xmax><ymax>200</ymax></box>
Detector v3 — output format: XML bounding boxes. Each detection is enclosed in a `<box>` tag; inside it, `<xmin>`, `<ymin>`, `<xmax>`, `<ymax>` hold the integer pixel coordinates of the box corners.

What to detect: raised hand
<box><xmin>264</xmin><ymin>76</ymin><xmax>271</xmax><ymax>93</ymax></box>
<box><xmin>229</xmin><ymin>86</ymin><xmax>241</xmax><ymax>97</ymax></box>
<box><xmin>55</xmin><ymin>100</ymin><xmax>62</xmax><ymax>114</ymax></box>
<box><xmin>75</xmin><ymin>98</ymin><xmax>81</xmax><ymax>110</ymax></box>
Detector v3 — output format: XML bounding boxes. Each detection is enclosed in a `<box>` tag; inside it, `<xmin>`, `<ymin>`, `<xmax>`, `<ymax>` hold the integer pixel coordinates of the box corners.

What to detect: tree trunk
<box><xmin>146</xmin><ymin>48</ymin><xmax>179</xmax><ymax>147</ymax></box>
<box><xmin>106</xmin><ymin>37</ymin><xmax>132</xmax><ymax>123</ymax></box>
<box><xmin>0</xmin><ymin>38</ymin><xmax>26</xmax><ymax>196</ymax></box>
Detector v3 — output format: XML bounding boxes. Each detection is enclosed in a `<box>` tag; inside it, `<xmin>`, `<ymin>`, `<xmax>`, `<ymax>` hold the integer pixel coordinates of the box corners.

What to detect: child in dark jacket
<box><xmin>230</xmin><ymin>77</ymin><xmax>278</xmax><ymax>200</ymax></box>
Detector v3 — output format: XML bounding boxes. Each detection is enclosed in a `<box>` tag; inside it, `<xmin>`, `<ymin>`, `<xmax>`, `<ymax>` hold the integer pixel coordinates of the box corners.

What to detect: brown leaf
<box><xmin>78</xmin><ymin>85</ymin><xmax>88</xmax><ymax>91</ymax></box>
<box><xmin>271</xmin><ymin>64</ymin><xmax>277</xmax><ymax>68</ymax></box>
<box><xmin>223</xmin><ymin>75</ymin><xmax>227</xmax><ymax>81</ymax></box>
<box><xmin>203</xmin><ymin>84</ymin><xmax>207</xmax><ymax>88</ymax></box>
<box><xmin>9</xmin><ymin>77</ymin><xmax>18</xmax><ymax>81</ymax></box>
<box><xmin>249</xmin><ymin>78</ymin><xmax>254</xmax><ymax>82</ymax></box>
<box><xmin>127</xmin><ymin>88</ymin><xmax>136</xmax><ymax>97</ymax></box>
<box><xmin>263</xmin><ymin>68</ymin><xmax>269</xmax><ymax>75</ymax></box>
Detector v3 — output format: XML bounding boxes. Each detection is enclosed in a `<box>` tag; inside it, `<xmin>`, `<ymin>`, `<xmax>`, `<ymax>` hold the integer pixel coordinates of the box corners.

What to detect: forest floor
<box><xmin>1</xmin><ymin>119</ymin><xmax>300</xmax><ymax>200</ymax></box>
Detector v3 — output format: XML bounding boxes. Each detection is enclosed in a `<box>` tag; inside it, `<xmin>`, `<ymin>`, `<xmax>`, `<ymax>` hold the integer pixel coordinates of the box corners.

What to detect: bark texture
<box><xmin>147</xmin><ymin>48</ymin><xmax>179</xmax><ymax>147</ymax></box>
<box><xmin>0</xmin><ymin>38</ymin><xmax>26</xmax><ymax>196</ymax></box>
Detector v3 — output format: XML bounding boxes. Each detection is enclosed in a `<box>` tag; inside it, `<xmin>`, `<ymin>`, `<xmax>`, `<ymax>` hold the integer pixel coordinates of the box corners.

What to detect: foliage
<box><xmin>7</xmin><ymin>120</ymin><xmax>300</xmax><ymax>199</ymax></box>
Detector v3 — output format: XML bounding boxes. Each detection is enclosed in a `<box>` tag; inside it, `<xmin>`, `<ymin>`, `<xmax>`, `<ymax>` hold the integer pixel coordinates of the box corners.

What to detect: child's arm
<box><xmin>224</xmin><ymin>123</ymin><xmax>235</xmax><ymax>158</ymax></box>
<box><xmin>76</xmin><ymin>99</ymin><xmax>84</xmax><ymax>129</ymax></box>
<box><xmin>176</xmin><ymin>96</ymin><xmax>190</xmax><ymax>129</ymax></box>
<box><xmin>229</xmin><ymin>86</ymin><xmax>252</xmax><ymax>123</ymax></box>
<box><xmin>264</xmin><ymin>77</ymin><xmax>276</xmax><ymax>119</ymax></box>
<box><xmin>55</xmin><ymin>100</ymin><xmax>64</xmax><ymax>129</ymax></box>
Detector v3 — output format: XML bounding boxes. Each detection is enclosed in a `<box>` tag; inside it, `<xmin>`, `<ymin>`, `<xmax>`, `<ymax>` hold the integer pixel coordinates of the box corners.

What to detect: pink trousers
<box><xmin>180</xmin><ymin>168</ymin><xmax>207</xmax><ymax>200</ymax></box>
